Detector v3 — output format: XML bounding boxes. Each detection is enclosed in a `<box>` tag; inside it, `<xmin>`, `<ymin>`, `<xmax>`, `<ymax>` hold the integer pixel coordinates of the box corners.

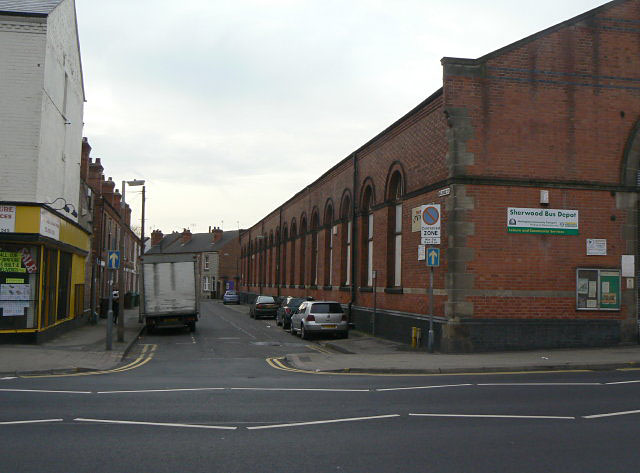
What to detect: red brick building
<box><xmin>239</xmin><ymin>0</ymin><xmax>640</xmax><ymax>351</ymax></box>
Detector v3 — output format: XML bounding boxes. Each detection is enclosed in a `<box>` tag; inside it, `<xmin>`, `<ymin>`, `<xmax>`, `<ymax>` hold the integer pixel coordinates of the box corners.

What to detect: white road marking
<box><xmin>0</xmin><ymin>377</ymin><xmax>17</xmax><ymax>380</ymax></box>
<box><xmin>0</xmin><ymin>419</ymin><xmax>64</xmax><ymax>425</ymax></box>
<box><xmin>190</xmin><ymin>334</ymin><xmax>196</xmax><ymax>344</ymax></box>
<box><xmin>230</xmin><ymin>387</ymin><xmax>370</xmax><ymax>392</ymax></box>
<box><xmin>216</xmin><ymin>313</ymin><xmax>257</xmax><ymax>339</ymax></box>
<box><xmin>583</xmin><ymin>410</ymin><xmax>640</xmax><ymax>419</ymax></box>
<box><xmin>477</xmin><ymin>383</ymin><xmax>601</xmax><ymax>386</ymax></box>
<box><xmin>74</xmin><ymin>418</ymin><xmax>237</xmax><ymax>430</ymax></box>
<box><xmin>0</xmin><ymin>389</ymin><xmax>92</xmax><ymax>394</ymax></box>
<box><xmin>376</xmin><ymin>384</ymin><xmax>472</xmax><ymax>392</ymax></box>
<box><xmin>605</xmin><ymin>380</ymin><xmax>640</xmax><ymax>385</ymax></box>
<box><xmin>409</xmin><ymin>413</ymin><xmax>575</xmax><ymax>420</ymax></box>
<box><xmin>247</xmin><ymin>414</ymin><xmax>400</xmax><ymax>430</ymax></box>
<box><xmin>98</xmin><ymin>388</ymin><xmax>226</xmax><ymax>394</ymax></box>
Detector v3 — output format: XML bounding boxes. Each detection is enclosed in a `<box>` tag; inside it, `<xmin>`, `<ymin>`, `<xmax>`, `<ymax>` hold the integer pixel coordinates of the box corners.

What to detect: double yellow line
<box><xmin>22</xmin><ymin>344</ymin><xmax>157</xmax><ymax>379</ymax></box>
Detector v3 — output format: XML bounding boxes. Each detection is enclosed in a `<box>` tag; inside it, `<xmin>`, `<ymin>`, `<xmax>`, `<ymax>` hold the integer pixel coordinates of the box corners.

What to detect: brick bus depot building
<box><xmin>239</xmin><ymin>0</ymin><xmax>640</xmax><ymax>352</ymax></box>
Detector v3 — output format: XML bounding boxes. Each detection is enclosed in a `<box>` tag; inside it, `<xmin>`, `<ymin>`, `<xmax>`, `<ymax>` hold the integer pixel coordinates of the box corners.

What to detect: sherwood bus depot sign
<box><xmin>507</xmin><ymin>208</ymin><xmax>579</xmax><ymax>235</ymax></box>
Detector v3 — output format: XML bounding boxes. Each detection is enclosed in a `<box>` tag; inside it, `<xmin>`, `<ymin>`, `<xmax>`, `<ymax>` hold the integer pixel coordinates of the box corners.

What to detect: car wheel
<box><xmin>289</xmin><ymin>321</ymin><xmax>296</xmax><ymax>335</ymax></box>
<box><xmin>276</xmin><ymin>315</ymin><xmax>282</xmax><ymax>326</ymax></box>
<box><xmin>189</xmin><ymin>322</ymin><xmax>196</xmax><ymax>333</ymax></box>
<box><xmin>300</xmin><ymin>324</ymin><xmax>309</xmax><ymax>340</ymax></box>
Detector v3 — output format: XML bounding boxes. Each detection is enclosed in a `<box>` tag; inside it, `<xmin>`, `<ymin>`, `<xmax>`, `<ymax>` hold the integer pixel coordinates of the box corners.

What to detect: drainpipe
<box><xmin>348</xmin><ymin>152</ymin><xmax>358</xmax><ymax>317</ymax></box>
<box><xmin>277</xmin><ymin>206</ymin><xmax>282</xmax><ymax>298</ymax></box>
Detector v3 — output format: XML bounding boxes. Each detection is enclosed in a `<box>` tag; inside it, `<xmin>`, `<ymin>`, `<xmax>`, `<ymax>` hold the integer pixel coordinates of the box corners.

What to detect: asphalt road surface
<box><xmin>1</xmin><ymin>300</ymin><xmax>640</xmax><ymax>472</ymax></box>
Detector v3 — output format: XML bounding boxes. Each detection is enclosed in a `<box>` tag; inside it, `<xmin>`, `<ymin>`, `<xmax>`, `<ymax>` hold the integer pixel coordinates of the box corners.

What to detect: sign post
<box><xmin>106</xmin><ymin>251</ymin><xmax>120</xmax><ymax>351</ymax></box>
<box><xmin>426</xmin><ymin>248</ymin><xmax>440</xmax><ymax>353</ymax></box>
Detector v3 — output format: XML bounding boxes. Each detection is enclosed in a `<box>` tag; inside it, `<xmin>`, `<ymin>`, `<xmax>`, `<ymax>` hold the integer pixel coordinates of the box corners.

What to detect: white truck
<box><xmin>141</xmin><ymin>253</ymin><xmax>200</xmax><ymax>333</ymax></box>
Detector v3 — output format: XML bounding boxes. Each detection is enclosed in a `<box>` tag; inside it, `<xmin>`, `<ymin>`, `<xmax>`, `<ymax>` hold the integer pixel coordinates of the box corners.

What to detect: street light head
<box><xmin>126</xmin><ymin>179</ymin><xmax>145</xmax><ymax>186</ymax></box>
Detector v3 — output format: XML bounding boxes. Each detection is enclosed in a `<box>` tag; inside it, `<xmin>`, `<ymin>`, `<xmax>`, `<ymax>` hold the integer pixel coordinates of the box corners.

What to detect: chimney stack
<box><xmin>181</xmin><ymin>228</ymin><xmax>192</xmax><ymax>244</ymax></box>
<box><xmin>212</xmin><ymin>226</ymin><xmax>223</xmax><ymax>243</ymax></box>
<box><xmin>151</xmin><ymin>229</ymin><xmax>164</xmax><ymax>246</ymax></box>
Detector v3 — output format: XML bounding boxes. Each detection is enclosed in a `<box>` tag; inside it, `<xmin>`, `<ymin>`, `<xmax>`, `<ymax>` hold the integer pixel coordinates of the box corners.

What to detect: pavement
<box><xmin>285</xmin><ymin>330</ymin><xmax>640</xmax><ymax>374</ymax></box>
<box><xmin>0</xmin><ymin>308</ymin><xmax>144</xmax><ymax>376</ymax></box>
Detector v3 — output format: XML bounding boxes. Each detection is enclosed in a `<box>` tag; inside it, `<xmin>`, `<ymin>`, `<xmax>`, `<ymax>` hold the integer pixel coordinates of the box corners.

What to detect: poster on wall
<box><xmin>0</xmin><ymin>205</ymin><xmax>15</xmax><ymax>233</ymax></box>
<box><xmin>40</xmin><ymin>208</ymin><xmax>60</xmax><ymax>241</ymax></box>
<box><xmin>507</xmin><ymin>208</ymin><xmax>579</xmax><ymax>235</ymax></box>
<box><xmin>0</xmin><ymin>283</ymin><xmax>30</xmax><ymax>316</ymax></box>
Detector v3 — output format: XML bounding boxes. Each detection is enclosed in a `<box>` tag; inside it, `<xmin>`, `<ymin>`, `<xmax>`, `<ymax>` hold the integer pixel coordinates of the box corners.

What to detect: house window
<box><xmin>387</xmin><ymin>171</ymin><xmax>404</xmax><ymax>287</ymax></box>
<box><xmin>205</xmin><ymin>255</ymin><xmax>209</xmax><ymax>270</ymax></box>
<box><xmin>367</xmin><ymin>213</ymin><xmax>374</xmax><ymax>287</ymax></box>
<box><xmin>203</xmin><ymin>276</ymin><xmax>209</xmax><ymax>292</ymax></box>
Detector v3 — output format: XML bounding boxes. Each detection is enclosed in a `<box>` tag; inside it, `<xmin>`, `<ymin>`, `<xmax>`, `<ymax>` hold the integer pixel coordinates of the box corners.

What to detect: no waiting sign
<box><xmin>421</xmin><ymin>204</ymin><xmax>441</xmax><ymax>243</ymax></box>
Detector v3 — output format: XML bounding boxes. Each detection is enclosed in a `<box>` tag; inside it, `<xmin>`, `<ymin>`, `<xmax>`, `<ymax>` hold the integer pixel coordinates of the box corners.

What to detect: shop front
<box><xmin>0</xmin><ymin>204</ymin><xmax>90</xmax><ymax>343</ymax></box>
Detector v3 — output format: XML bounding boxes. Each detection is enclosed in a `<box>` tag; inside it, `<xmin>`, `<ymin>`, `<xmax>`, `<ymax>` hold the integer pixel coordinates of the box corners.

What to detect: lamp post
<box><xmin>118</xmin><ymin>179</ymin><xmax>145</xmax><ymax>342</ymax></box>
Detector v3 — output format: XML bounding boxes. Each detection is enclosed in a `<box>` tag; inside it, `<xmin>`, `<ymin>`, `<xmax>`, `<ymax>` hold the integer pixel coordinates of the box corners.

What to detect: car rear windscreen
<box><xmin>258</xmin><ymin>296</ymin><xmax>275</xmax><ymax>303</ymax></box>
<box><xmin>311</xmin><ymin>303</ymin><xmax>343</xmax><ymax>313</ymax></box>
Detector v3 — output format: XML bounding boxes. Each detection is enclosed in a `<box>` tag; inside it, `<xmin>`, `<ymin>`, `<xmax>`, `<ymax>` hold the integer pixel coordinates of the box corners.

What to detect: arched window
<box><xmin>311</xmin><ymin>211</ymin><xmax>320</xmax><ymax>286</ymax></box>
<box><xmin>268</xmin><ymin>232</ymin><xmax>274</xmax><ymax>286</ymax></box>
<box><xmin>281</xmin><ymin>225</ymin><xmax>288</xmax><ymax>285</ymax></box>
<box><xmin>290</xmin><ymin>221</ymin><xmax>297</xmax><ymax>286</ymax></box>
<box><xmin>299</xmin><ymin>216</ymin><xmax>307</xmax><ymax>286</ymax></box>
<box><xmin>387</xmin><ymin>170</ymin><xmax>404</xmax><ymax>287</ymax></box>
<box><xmin>360</xmin><ymin>185</ymin><xmax>374</xmax><ymax>287</ymax></box>
<box><xmin>340</xmin><ymin>193</ymin><xmax>352</xmax><ymax>286</ymax></box>
<box><xmin>324</xmin><ymin>203</ymin><xmax>334</xmax><ymax>287</ymax></box>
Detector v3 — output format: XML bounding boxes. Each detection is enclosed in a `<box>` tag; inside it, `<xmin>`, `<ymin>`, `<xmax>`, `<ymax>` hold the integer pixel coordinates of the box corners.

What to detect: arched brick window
<box><xmin>360</xmin><ymin>184</ymin><xmax>374</xmax><ymax>287</ymax></box>
<box><xmin>290</xmin><ymin>220</ymin><xmax>297</xmax><ymax>286</ymax></box>
<box><xmin>340</xmin><ymin>193</ymin><xmax>352</xmax><ymax>286</ymax></box>
<box><xmin>311</xmin><ymin>210</ymin><xmax>320</xmax><ymax>286</ymax></box>
<box><xmin>299</xmin><ymin>216</ymin><xmax>307</xmax><ymax>286</ymax></box>
<box><xmin>387</xmin><ymin>170</ymin><xmax>404</xmax><ymax>287</ymax></box>
<box><xmin>281</xmin><ymin>225</ymin><xmax>288</xmax><ymax>285</ymax></box>
<box><xmin>324</xmin><ymin>202</ymin><xmax>334</xmax><ymax>287</ymax></box>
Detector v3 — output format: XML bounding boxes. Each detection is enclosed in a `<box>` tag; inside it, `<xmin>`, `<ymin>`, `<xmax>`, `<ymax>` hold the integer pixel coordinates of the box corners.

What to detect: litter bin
<box><xmin>132</xmin><ymin>292</ymin><xmax>139</xmax><ymax>307</ymax></box>
<box><xmin>124</xmin><ymin>292</ymin><xmax>133</xmax><ymax>309</ymax></box>
<box><xmin>99</xmin><ymin>298</ymin><xmax>109</xmax><ymax>318</ymax></box>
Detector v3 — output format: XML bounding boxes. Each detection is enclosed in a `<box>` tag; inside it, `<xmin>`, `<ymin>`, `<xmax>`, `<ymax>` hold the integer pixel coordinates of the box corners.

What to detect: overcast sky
<box><xmin>75</xmin><ymin>0</ymin><xmax>607</xmax><ymax>236</ymax></box>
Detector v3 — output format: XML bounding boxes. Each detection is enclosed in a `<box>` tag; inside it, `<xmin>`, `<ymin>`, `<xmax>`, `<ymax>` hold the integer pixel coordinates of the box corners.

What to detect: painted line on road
<box><xmin>477</xmin><ymin>383</ymin><xmax>601</xmax><ymax>386</ymax></box>
<box><xmin>266</xmin><ymin>357</ymin><xmax>594</xmax><ymax>377</ymax></box>
<box><xmin>247</xmin><ymin>414</ymin><xmax>400</xmax><ymax>430</ymax></box>
<box><xmin>20</xmin><ymin>344</ymin><xmax>156</xmax><ymax>379</ymax></box>
<box><xmin>98</xmin><ymin>387</ymin><xmax>226</xmax><ymax>394</ymax></box>
<box><xmin>74</xmin><ymin>418</ymin><xmax>237</xmax><ymax>430</ymax></box>
<box><xmin>0</xmin><ymin>419</ymin><xmax>64</xmax><ymax>425</ymax></box>
<box><xmin>605</xmin><ymin>380</ymin><xmax>640</xmax><ymax>385</ymax></box>
<box><xmin>216</xmin><ymin>313</ymin><xmax>257</xmax><ymax>339</ymax></box>
<box><xmin>376</xmin><ymin>384</ymin><xmax>472</xmax><ymax>392</ymax></box>
<box><xmin>230</xmin><ymin>387</ymin><xmax>370</xmax><ymax>393</ymax></box>
<box><xmin>582</xmin><ymin>410</ymin><xmax>640</xmax><ymax>419</ymax></box>
<box><xmin>409</xmin><ymin>413</ymin><xmax>576</xmax><ymax>420</ymax></box>
<box><xmin>0</xmin><ymin>377</ymin><xmax>17</xmax><ymax>380</ymax></box>
<box><xmin>0</xmin><ymin>389</ymin><xmax>91</xmax><ymax>394</ymax></box>
<box><xmin>306</xmin><ymin>344</ymin><xmax>333</xmax><ymax>355</ymax></box>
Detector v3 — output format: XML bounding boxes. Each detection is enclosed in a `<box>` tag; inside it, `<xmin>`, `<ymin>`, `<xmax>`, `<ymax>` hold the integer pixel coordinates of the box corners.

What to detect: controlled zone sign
<box><xmin>420</xmin><ymin>204</ymin><xmax>441</xmax><ymax>245</ymax></box>
<box><xmin>107</xmin><ymin>251</ymin><xmax>120</xmax><ymax>269</ymax></box>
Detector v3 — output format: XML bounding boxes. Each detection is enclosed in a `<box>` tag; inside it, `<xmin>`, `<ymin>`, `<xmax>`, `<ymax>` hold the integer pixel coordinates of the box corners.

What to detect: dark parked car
<box><xmin>276</xmin><ymin>296</ymin><xmax>308</xmax><ymax>329</ymax></box>
<box><xmin>249</xmin><ymin>295</ymin><xmax>278</xmax><ymax>319</ymax></box>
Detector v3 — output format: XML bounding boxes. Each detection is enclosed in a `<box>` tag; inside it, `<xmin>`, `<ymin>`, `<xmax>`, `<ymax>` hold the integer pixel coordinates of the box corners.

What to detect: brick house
<box><xmin>0</xmin><ymin>0</ymin><xmax>90</xmax><ymax>341</ymax></box>
<box><xmin>239</xmin><ymin>0</ymin><xmax>640</xmax><ymax>352</ymax></box>
<box><xmin>148</xmin><ymin>228</ymin><xmax>241</xmax><ymax>299</ymax></box>
<box><xmin>83</xmin><ymin>139</ymin><xmax>142</xmax><ymax>314</ymax></box>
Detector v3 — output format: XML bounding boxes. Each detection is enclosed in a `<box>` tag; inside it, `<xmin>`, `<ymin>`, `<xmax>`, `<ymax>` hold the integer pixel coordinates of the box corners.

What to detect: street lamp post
<box><xmin>118</xmin><ymin>179</ymin><xmax>145</xmax><ymax>342</ymax></box>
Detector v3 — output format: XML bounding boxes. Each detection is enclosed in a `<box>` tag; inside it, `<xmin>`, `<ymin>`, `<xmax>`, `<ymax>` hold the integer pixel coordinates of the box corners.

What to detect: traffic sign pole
<box><xmin>106</xmin><ymin>272</ymin><xmax>113</xmax><ymax>351</ymax></box>
<box><xmin>428</xmin><ymin>265</ymin><xmax>434</xmax><ymax>353</ymax></box>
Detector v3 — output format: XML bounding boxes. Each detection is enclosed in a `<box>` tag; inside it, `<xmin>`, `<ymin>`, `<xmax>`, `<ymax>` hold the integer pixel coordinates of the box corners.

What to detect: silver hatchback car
<box><xmin>290</xmin><ymin>300</ymin><xmax>348</xmax><ymax>340</ymax></box>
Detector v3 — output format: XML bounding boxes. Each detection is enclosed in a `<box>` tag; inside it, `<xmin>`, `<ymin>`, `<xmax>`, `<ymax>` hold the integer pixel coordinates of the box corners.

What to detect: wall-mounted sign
<box><xmin>507</xmin><ymin>208</ymin><xmax>579</xmax><ymax>235</ymax></box>
<box><xmin>0</xmin><ymin>205</ymin><xmax>15</xmax><ymax>233</ymax></box>
<box><xmin>587</xmin><ymin>239</ymin><xmax>607</xmax><ymax>256</ymax></box>
<box><xmin>40</xmin><ymin>208</ymin><xmax>60</xmax><ymax>241</ymax></box>
<box><xmin>421</xmin><ymin>204</ymin><xmax>441</xmax><ymax>244</ymax></box>
<box><xmin>576</xmin><ymin>268</ymin><xmax>620</xmax><ymax>311</ymax></box>
<box><xmin>438</xmin><ymin>188</ymin><xmax>451</xmax><ymax>197</ymax></box>
<box><xmin>418</xmin><ymin>245</ymin><xmax>426</xmax><ymax>261</ymax></box>
<box><xmin>622</xmin><ymin>255</ymin><xmax>635</xmax><ymax>278</ymax></box>
<box><xmin>411</xmin><ymin>207</ymin><xmax>422</xmax><ymax>233</ymax></box>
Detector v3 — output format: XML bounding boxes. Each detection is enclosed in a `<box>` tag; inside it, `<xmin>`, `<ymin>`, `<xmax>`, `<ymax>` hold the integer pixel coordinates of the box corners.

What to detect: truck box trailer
<box><xmin>141</xmin><ymin>253</ymin><xmax>200</xmax><ymax>333</ymax></box>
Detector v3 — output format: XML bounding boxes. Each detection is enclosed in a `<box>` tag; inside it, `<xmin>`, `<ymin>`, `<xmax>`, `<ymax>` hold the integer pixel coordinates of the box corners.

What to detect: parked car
<box><xmin>290</xmin><ymin>300</ymin><xmax>348</xmax><ymax>340</ymax></box>
<box><xmin>223</xmin><ymin>290</ymin><xmax>240</xmax><ymax>305</ymax></box>
<box><xmin>276</xmin><ymin>296</ymin><xmax>308</xmax><ymax>329</ymax></box>
<box><xmin>249</xmin><ymin>295</ymin><xmax>279</xmax><ymax>319</ymax></box>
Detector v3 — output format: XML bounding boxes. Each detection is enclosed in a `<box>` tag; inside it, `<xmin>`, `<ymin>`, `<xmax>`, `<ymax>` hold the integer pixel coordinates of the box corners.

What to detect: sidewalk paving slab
<box><xmin>285</xmin><ymin>331</ymin><xmax>640</xmax><ymax>374</ymax></box>
<box><xmin>0</xmin><ymin>308</ymin><xmax>144</xmax><ymax>377</ymax></box>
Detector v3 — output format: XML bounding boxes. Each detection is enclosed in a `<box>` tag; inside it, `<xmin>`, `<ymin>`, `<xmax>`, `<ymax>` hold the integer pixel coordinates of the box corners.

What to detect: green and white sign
<box><xmin>507</xmin><ymin>208</ymin><xmax>579</xmax><ymax>235</ymax></box>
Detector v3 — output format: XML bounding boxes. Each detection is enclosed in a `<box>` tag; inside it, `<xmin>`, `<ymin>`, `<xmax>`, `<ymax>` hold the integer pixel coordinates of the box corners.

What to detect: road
<box><xmin>1</xmin><ymin>300</ymin><xmax>639</xmax><ymax>472</ymax></box>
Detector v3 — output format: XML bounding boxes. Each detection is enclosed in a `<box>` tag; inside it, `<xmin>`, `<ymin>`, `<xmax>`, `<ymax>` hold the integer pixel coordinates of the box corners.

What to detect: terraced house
<box><xmin>239</xmin><ymin>0</ymin><xmax>640</xmax><ymax>352</ymax></box>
